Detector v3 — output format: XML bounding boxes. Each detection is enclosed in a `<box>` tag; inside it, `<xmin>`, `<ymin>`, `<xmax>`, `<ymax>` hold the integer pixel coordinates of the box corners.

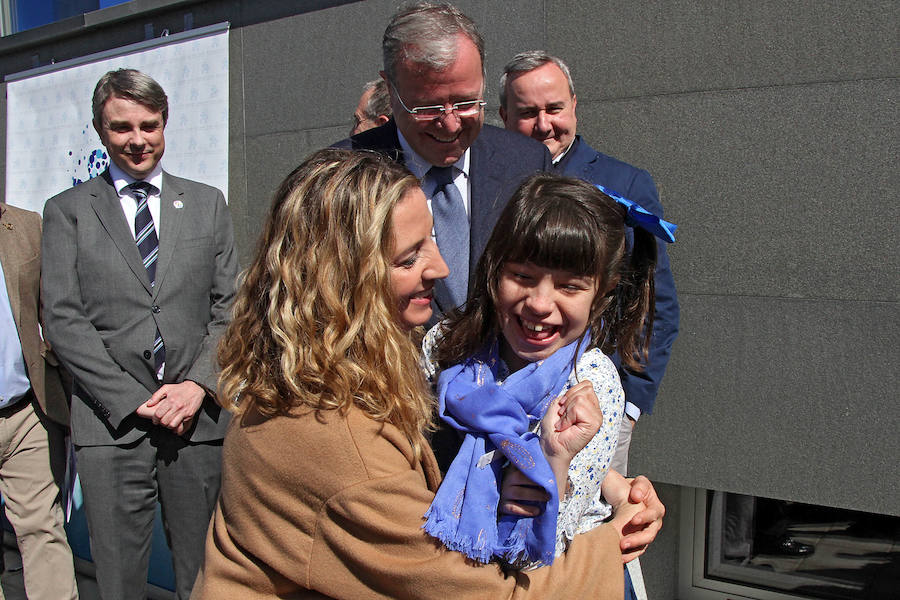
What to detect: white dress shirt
<box><xmin>397</xmin><ymin>129</ymin><xmax>471</xmax><ymax>220</ymax></box>
<box><xmin>110</xmin><ymin>162</ymin><xmax>164</xmax><ymax>242</ymax></box>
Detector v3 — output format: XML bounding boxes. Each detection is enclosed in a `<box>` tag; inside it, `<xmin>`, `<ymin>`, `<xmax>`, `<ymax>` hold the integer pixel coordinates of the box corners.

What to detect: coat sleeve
<box><xmin>41</xmin><ymin>196</ymin><xmax>150</xmax><ymax>428</ymax></box>
<box><xmin>619</xmin><ymin>168</ymin><xmax>680</xmax><ymax>415</ymax></box>
<box><xmin>184</xmin><ymin>189</ymin><xmax>238</xmax><ymax>393</ymax></box>
<box><xmin>307</xmin><ymin>446</ymin><xmax>624</xmax><ymax>598</ymax></box>
<box><xmin>33</xmin><ymin>211</ymin><xmax>72</xmax><ymax>425</ymax></box>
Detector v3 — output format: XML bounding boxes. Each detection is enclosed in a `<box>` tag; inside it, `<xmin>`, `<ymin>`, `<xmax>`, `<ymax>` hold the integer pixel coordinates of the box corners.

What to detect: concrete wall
<box><xmin>0</xmin><ymin>1</ymin><xmax>896</xmax><ymax>597</ymax></box>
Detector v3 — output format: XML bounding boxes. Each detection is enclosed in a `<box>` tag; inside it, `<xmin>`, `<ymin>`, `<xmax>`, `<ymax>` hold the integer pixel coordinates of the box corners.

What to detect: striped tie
<box><xmin>130</xmin><ymin>182</ymin><xmax>165</xmax><ymax>375</ymax></box>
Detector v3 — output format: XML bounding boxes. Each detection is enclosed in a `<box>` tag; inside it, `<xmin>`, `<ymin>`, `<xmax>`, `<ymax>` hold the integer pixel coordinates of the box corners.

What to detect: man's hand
<box><xmin>136</xmin><ymin>380</ymin><xmax>206</xmax><ymax>436</ymax></box>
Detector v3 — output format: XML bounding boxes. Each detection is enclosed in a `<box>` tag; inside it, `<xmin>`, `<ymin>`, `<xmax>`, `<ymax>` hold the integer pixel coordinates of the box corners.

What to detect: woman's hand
<box><xmin>499</xmin><ymin>381</ymin><xmax>604</xmax><ymax>514</ymax></box>
<box><xmin>602</xmin><ymin>471</ymin><xmax>665</xmax><ymax>563</ymax></box>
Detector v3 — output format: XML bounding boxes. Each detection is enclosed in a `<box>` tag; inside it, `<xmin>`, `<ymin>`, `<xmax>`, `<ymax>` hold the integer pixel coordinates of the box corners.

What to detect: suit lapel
<box><xmin>467</xmin><ymin>136</ymin><xmax>504</xmax><ymax>278</ymax></box>
<box><xmin>580</xmin><ymin>146</ymin><xmax>600</xmax><ymax>183</ymax></box>
<box><xmin>155</xmin><ymin>172</ymin><xmax>185</xmax><ymax>296</ymax></box>
<box><xmin>380</xmin><ymin>121</ymin><xmax>404</xmax><ymax>160</ymax></box>
<box><xmin>432</xmin><ymin>278</ymin><xmax>455</xmax><ymax>315</ymax></box>
<box><xmin>90</xmin><ymin>173</ymin><xmax>153</xmax><ymax>294</ymax></box>
<box><xmin>564</xmin><ymin>136</ymin><xmax>595</xmax><ymax>181</ymax></box>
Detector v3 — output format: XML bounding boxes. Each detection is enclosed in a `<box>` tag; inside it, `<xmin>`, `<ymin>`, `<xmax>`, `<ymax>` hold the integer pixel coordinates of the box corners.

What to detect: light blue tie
<box><xmin>429</xmin><ymin>166</ymin><xmax>469</xmax><ymax>308</ymax></box>
<box><xmin>130</xmin><ymin>182</ymin><xmax>165</xmax><ymax>376</ymax></box>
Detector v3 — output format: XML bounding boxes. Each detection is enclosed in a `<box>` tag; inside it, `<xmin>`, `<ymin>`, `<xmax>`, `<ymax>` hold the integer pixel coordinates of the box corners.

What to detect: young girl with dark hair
<box><xmin>423</xmin><ymin>173</ymin><xmax>676</xmax><ymax>568</ymax></box>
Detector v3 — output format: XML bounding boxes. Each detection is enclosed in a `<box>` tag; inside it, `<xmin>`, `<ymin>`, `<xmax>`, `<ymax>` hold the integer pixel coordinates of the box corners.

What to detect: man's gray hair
<box><xmin>92</xmin><ymin>68</ymin><xmax>168</xmax><ymax>125</ymax></box>
<box><xmin>499</xmin><ymin>51</ymin><xmax>575</xmax><ymax>108</ymax></box>
<box><xmin>362</xmin><ymin>80</ymin><xmax>392</xmax><ymax>121</ymax></box>
<box><xmin>382</xmin><ymin>2</ymin><xmax>485</xmax><ymax>83</ymax></box>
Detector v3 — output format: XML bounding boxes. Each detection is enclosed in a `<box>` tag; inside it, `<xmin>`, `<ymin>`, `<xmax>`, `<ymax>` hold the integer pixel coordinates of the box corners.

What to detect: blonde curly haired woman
<box><xmin>192</xmin><ymin>149</ymin><xmax>640</xmax><ymax>598</ymax></box>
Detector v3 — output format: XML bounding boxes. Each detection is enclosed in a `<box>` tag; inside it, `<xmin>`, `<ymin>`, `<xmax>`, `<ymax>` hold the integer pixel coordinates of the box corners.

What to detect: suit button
<box><xmin>151</xmin><ymin>305</ymin><xmax>161</xmax><ymax>313</ymax></box>
<box><xmin>143</xmin><ymin>350</ymin><xmax>153</xmax><ymax>360</ymax></box>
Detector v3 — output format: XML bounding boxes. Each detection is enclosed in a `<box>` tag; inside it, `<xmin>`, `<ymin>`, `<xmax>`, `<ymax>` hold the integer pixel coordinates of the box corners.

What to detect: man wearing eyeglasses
<box><xmin>334</xmin><ymin>6</ymin><xmax>669</xmax><ymax>582</ymax></box>
<box><xmin>334</xmin><ymin>2</ymin><xmax>551</xmax><ymax>317</ymax></box>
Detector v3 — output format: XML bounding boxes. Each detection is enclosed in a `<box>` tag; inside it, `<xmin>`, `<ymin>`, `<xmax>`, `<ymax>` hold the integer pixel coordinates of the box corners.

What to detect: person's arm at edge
<box><xmin>183</xmin><ymin>189</ymin><xmax>238</xmax><ymax>391</ymax></box>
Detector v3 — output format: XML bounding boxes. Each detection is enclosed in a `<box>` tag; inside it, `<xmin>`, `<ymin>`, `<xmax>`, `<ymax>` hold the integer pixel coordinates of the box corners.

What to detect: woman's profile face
<box><xmin>389</xmin><ymin>188</ymin><xmax>449</xmax><ymax>329</ymax></box>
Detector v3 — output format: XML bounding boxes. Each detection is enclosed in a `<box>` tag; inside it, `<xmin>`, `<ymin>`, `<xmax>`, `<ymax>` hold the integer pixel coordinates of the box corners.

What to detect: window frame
<box><xmin>678</xmin><ymin>487</ymin><xmax>835</xmax><ymax>600</ymax></box>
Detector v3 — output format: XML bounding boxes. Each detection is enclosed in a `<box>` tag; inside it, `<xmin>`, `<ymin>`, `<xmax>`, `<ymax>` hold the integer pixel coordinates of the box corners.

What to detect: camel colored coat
<box><xmin>192</xmin><ymin>403</ymin><xmax>624</xmax><ymax>599</ymax></box>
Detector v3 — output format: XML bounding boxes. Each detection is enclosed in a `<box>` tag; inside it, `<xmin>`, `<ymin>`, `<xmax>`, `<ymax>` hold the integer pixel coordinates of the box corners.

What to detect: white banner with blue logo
<box><xmin>5</xmin><ymin>23</ymin><xmax>229</xmax><ymax>214</ymax></box>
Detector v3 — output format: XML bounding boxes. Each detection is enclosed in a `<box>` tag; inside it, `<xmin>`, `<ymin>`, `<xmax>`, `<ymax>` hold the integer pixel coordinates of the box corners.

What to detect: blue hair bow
<box><xmin>596</xmin><ymin>184</ymin><xmax>677</xmax><ymax>243</ymax></box>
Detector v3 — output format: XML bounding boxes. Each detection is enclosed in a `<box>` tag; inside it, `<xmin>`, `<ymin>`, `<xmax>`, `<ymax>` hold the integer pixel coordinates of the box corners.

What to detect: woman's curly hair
<box><xmin>218</xmin><ymin>149</ymin><xmax>433</xmax><ymax>455</ymax></box>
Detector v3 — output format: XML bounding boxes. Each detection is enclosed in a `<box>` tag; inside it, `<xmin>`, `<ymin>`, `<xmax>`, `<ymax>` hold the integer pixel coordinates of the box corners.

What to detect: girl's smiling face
<box><xmin>496</xmin><ymin>261</ymin><xmax>598</xmax><ymax>372</ymax></box>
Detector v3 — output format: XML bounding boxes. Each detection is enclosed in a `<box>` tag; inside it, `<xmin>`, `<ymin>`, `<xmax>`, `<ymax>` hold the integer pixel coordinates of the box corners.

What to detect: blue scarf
<box><xmin>423</xmin><ymin>335</ymin><xmax>590</xmax><ymax>565</ymax></box>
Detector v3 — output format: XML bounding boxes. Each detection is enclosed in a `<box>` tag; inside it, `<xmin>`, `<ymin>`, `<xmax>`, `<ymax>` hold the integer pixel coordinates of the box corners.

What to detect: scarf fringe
<box><xmin>423</xmin><ymin>506</ymin><xmax>496</xmax><ymax>564</ymax></box>
<box><xmin>424</xmin><ymin>505</ymin><xmax>555</xmax><ymax>565</ymax></box>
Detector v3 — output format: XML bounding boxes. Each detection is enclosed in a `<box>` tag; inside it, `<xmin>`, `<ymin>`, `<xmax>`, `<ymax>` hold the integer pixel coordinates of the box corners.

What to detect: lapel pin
<box><xmin>173</xmin><ymin>200</ymin><xmax>184</xmax><ymax>209</ymax></box>
<box><xmin>2</xmin><ymin>222</ymin><xmax>12</xmax><ymax>231</ymax></box>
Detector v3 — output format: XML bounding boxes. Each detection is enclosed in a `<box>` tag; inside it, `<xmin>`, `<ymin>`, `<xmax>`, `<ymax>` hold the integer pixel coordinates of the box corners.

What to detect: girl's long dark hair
<box><xmin>433</xmin><ymin>173</ymin><xmax>656</xmax><ymax>372</ymax></box>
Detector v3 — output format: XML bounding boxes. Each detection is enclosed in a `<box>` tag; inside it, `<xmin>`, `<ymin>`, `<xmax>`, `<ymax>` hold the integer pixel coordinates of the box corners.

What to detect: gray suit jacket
<box><xmin>41</xmin><ymin>170</ymin><xmax>237</xmax><ymax>446</ymax></box>
<box><xmin>0</xmin><ymin>203</ymin><xmax>69</xmax><ymax>425</ymax></box>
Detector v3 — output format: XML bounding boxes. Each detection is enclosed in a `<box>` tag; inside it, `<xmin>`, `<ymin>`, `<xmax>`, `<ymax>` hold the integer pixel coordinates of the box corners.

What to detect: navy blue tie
<box><xmin>429</xmin><ymin>166</ymin><xmax>469</xmax><ymax>308</ymax></box>
<box><xmin>130</xmin><ymin>182</ymin><xmax>165</xmax><ymax>375</ymax></box>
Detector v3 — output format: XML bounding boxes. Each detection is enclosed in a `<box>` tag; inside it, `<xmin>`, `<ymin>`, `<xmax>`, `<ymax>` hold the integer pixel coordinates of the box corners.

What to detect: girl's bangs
<box><xmin>505</xmin><ymin>203</ymin><xmax>599</xmax><ymax>276</ymax></box>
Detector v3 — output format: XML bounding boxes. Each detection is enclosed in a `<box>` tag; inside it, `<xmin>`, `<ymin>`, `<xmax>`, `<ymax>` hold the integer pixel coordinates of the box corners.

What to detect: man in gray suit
<box><xmin>41</xmin><ymin>69</ymin><xmax>237</xmax><ymax>600</ymax></box>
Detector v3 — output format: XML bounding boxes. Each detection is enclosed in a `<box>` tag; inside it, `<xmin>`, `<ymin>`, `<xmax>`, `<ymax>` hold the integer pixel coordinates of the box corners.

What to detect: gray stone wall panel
<box><xmin>631</xmin><ymin>293</ymin><xmax>900</xmax><ymax>516</ymax></box>
<box><xmin>577</xmin><ymin>78</ymin><xmax>898</xmax><ymax>302</ymax></box>
<box><xmin>546</xmin><ymin>0</ymin><xmax>898</xmax><ymax>101</ymax></box>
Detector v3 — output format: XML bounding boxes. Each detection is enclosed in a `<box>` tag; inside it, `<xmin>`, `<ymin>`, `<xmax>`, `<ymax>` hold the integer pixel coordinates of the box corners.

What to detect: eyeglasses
<box><xmin>389</xmin><ymin>80</ymin><xmax>486</xmax><ymax>121</ymax></box>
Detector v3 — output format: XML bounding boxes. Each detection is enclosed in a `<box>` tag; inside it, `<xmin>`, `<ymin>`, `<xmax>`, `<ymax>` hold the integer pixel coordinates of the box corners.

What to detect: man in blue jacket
<box><xmin>500</xmin><ymin>51</ymin><xmax>679</xmax><ymax>477</ymax></box>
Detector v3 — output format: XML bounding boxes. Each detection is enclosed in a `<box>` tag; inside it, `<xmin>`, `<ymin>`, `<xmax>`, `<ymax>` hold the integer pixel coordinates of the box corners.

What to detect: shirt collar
<box><xmin>551</xmin><ymin>136</ymin><xmax>578</xmax><ymax>165</ymax></box>
<box><xmin>110</xmin><ymin>162</ymin><xmax>164</xmax><ymax>196</ymax></box>
<box><xmin>397</xmin><ymin>128</ymin><xmax>470</xmax><ymax>180</ymax></box>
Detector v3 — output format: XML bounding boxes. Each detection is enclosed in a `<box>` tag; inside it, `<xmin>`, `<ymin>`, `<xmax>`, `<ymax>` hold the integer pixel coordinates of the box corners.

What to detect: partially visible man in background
<box><xmin>350</xmin><ymin>79</ymin><xmax>392</xmax><ymax>135</ymax></box>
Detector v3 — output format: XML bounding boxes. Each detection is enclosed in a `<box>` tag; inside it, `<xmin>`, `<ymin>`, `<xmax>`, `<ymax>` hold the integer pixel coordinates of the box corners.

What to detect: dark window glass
<box><xmin>706</xmin><ymin>491</ymin><xmax>900</xmax><ymax>599</ymax></box>
<box><xmin>10</xmin><ymin>0</ymin><xmax>132</xmax><ymax>34</ymax></box>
